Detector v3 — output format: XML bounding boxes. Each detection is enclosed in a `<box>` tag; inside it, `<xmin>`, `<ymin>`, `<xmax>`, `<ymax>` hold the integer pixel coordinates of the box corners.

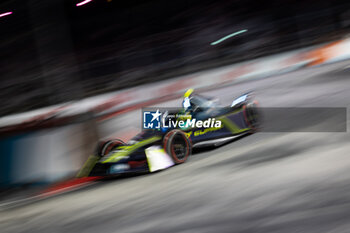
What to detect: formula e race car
<box><xmin>77</xmin><ymin>89</ymin><xmax>259</xmax><ymax>178</ymax></box>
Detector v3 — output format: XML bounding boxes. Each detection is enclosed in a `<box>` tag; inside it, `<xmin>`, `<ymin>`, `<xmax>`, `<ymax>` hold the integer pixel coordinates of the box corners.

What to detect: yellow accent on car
<box><xmin>184</xmin><ymin>131</ymin><xmax>193</xmax><ymax>138</ymax></box>
<box><xmin>184</xmin><ymin>88</ymin><xmax>194</xmax><ymax>98</ymax></box>
<box><xmin>102</xmin><ymin>136</ymin><xmax>162</xmax><ymax>163</ymax></box>
<box><xmin>193</xmin><ymin>124</ymin><xmax>224</xmax><ymax>136</ymax></box>
<box><xmin>76</xmin><ymin>155</ymin><xmax>100</xmax><ymax>178</ymax></box>
<box><xmin>219</xmin><ymin>117</ymin><xmax>249</xmax><ymax>134</ymax></box>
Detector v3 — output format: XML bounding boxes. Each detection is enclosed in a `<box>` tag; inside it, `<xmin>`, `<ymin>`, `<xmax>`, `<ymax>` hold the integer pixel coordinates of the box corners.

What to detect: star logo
<box><xmin>151</xmin><ymin>109</ymin><xmax>161</xmax><ymax>122</ymax></box>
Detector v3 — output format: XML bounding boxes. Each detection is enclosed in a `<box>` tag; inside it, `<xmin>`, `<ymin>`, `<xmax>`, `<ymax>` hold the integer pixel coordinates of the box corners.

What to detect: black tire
<box><xmin>96</xmin><ymin>139</ymin><xmax>126</xmax><ymax>157</ymax></box>
<box><xmin>243</xmin><ymin>101</ymin><xmax>259</xmax><ymax>131</ymax></box>
<box><xmin>163</xmin><ymin>130</ymin><xmax>192</xmax><ymax>164</ymax></box>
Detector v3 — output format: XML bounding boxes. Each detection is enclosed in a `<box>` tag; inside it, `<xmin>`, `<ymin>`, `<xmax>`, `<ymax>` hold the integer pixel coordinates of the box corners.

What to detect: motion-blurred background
<box><xmin>1</xmin><ymin>0</ymin><xmax>350</xmax><ymax>115</ymax></box>
<box><xmin>2</xmin><ymin>1</ymin><xmax>350</xmax><ymax>232</ymax></box>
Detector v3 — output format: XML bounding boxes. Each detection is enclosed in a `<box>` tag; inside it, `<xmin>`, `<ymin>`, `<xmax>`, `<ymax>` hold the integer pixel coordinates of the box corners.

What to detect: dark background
<box><xmin>0</xmin><ymin>0</ymin><xmax>349</xmax><ymax>116</ymax></box>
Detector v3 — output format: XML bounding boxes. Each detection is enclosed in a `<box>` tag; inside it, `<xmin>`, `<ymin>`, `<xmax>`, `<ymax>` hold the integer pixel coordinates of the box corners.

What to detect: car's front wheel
<box><xmin>163</xmin><ymin>130</ymin><xmax>192</xmax><ymax>164</ymax></box>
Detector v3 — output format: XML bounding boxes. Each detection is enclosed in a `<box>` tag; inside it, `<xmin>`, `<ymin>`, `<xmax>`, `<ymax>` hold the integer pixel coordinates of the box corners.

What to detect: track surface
<box><xmin>2</xmin><ymin>61</ymin><xmax>350</xmax><ymax>233</ymax></box>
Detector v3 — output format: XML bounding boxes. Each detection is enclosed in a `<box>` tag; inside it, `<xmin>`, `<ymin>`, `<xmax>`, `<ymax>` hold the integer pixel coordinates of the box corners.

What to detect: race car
<box><xmin>77</xmin><ymin>89</ymin><xmax>259</xmax><ymax>177</ymax></box>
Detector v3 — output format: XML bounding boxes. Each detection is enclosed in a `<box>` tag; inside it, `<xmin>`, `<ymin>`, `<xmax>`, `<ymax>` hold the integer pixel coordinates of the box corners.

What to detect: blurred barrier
<box><xmin>1</xmin><ymin>38</ymin><xmax>350</xmax><ymax>187</ymax></box>
<box><xmin>0</xmin><ymin>121</ymin><xmax>98</xmax><ymax>187</ymax></box>
<box><xmin>308</xmin><ymin>39</ymin><xmax>350</xmax><ymax>65</ymax></box>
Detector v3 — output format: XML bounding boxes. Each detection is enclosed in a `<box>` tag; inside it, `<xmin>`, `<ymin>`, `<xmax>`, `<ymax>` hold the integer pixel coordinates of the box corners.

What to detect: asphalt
<box><xmin>1</xmin><ymin>60</ymin><xmax>350</xmax><ymax>233</ymax></box>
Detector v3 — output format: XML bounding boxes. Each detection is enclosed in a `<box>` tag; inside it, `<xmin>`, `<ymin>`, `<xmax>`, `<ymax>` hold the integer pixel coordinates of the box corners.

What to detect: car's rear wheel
<box><xmin>96</xmin><ymin>139</ymin><xmax>126</xmax><ymax>157</ymax></box>
<box><xmin>243</xmin><ymin>101</ymin><xmax>259</xmax><ymax>131</ymax></box>
<box><xmin>163</xmin><ymin>130</ymin><xmax>192</xmax><ymax>164</ymax></box>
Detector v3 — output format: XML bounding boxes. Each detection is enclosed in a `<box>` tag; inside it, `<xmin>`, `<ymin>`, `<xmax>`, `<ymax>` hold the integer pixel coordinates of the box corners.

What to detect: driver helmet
<box><xmin>183</xmin><ymin>88</ymin><xmax>194</xmax><ymax>111</ymax></box>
